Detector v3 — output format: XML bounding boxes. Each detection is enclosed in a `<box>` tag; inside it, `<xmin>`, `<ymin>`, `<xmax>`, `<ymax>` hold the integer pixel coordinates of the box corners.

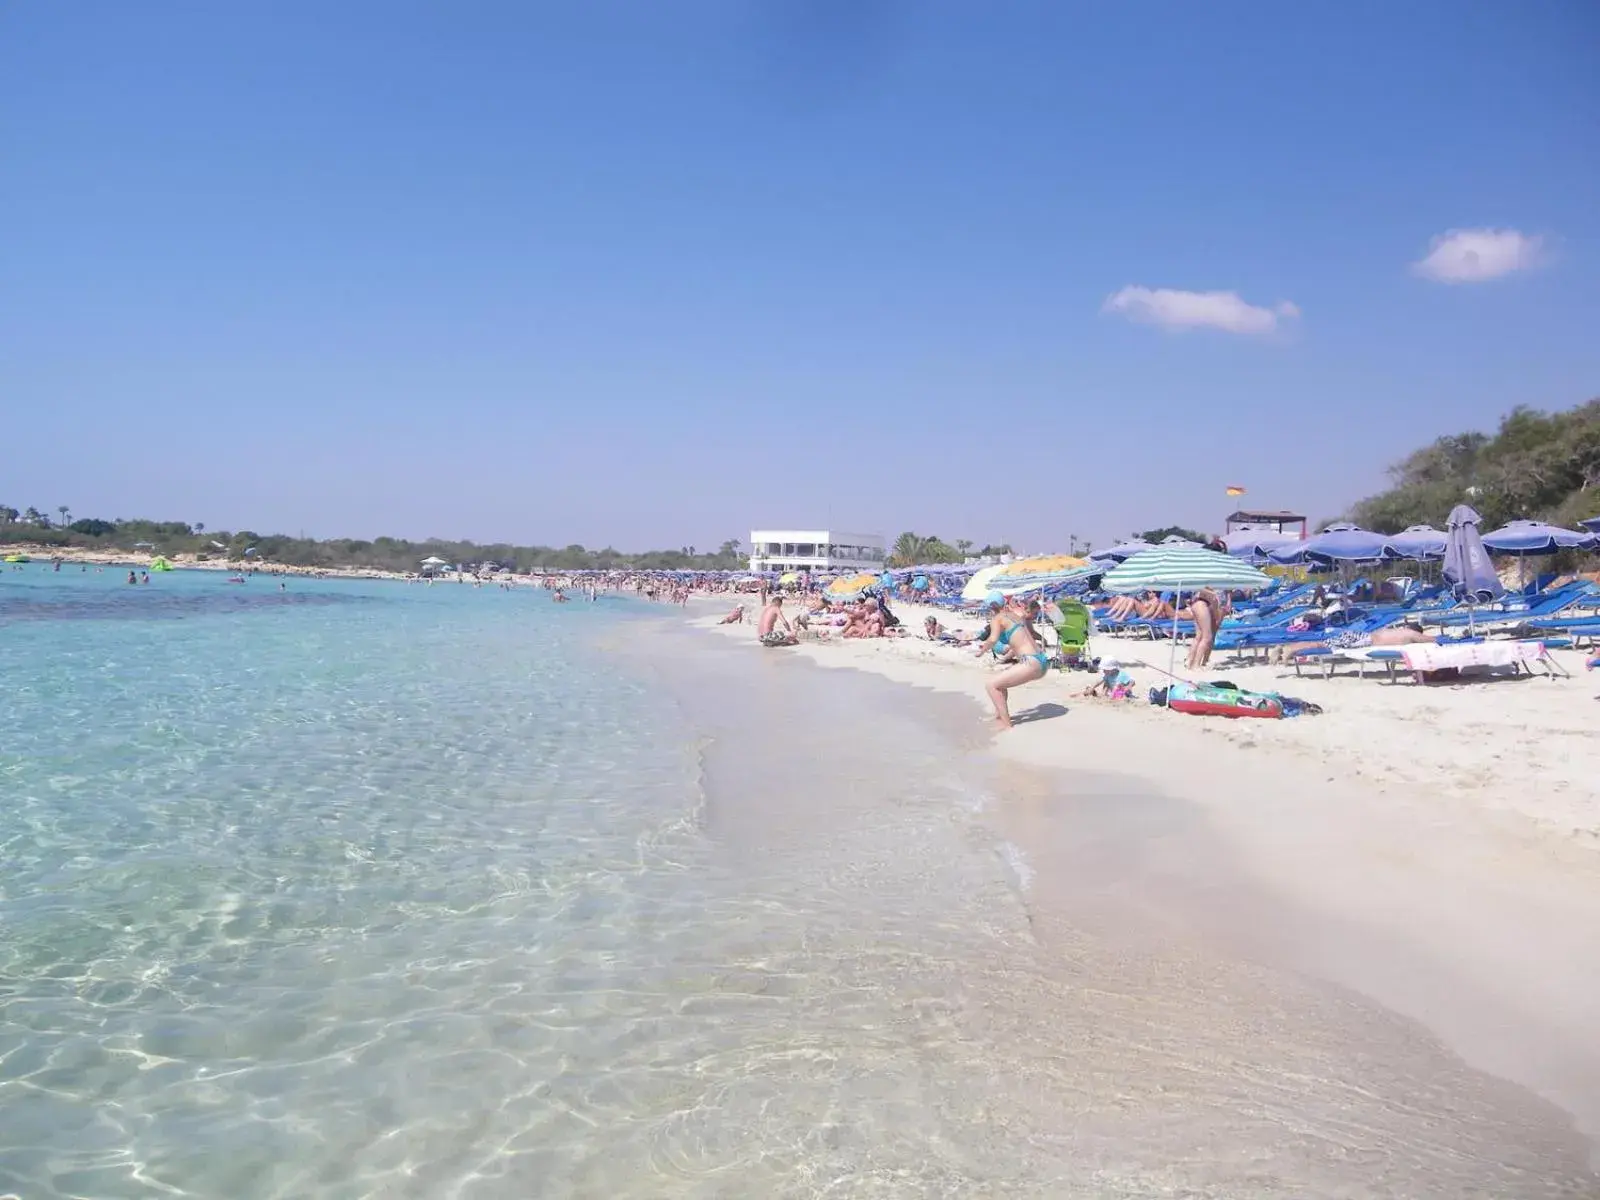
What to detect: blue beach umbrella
<box><xmin>1479</xmin><ymin>519</ymin><xmax>1597</xmax><ymax>555</ymax></box>
<box><xmin>1221</xmin><ymin>529</ymin><xmax>1300</xmax><ymax>560</ymax></box>
<box><xmin>1269</xmin><ymin>523</ymin><xmax>1388</xmax><ymax>565</ymax></box>
<box><xmin>1089</xmin><ymin>538</ymin><xmax>1154</xmax><ymax>562</ymax></box>
<box><xmin>1382</xmin><ymin>524</ymin><xmax>1448</xmax><ymax>561</ymax></box>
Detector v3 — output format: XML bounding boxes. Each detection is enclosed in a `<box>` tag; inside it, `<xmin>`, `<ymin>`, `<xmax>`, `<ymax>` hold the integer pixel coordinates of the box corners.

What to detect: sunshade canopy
<box><xmin>993</xmin><ymin>553</ymin><xmax>1087</xmax><ymax>577</ymax></box>
<box><xmin>1479</xmin><ymin>519</ymin><xmax>1597</xmax><ymax>556</ymax></box>
<box><xmin>1382</xmin><ymin>524</ymin><xmax>1448</xmax><ymax>561</ymax></box>
<box><xmin>1222</xmin><ymin>529</ymin><xmax>1301</xmax><ymax>559</ymax></box>
<box><xmin>1089</xmin><ymin>538</ymin><xmax>1153</xmax><ymax>562</ymax></box>
<box><xmin>960</xmin><ymin>564</ymin><xmax>1007</xmax><ymax>602</ymax></box>
<box><xmin>1100</xmin><ymin>546</ymin><xmax>1270</xmax><ymax>594</ymax></box>
<box><xmin>824</xmin><ymin>572</ymin><xmax>880</xmax><ymax>599</ymax></box>
<box><xmin>1270</xmin><ymin>523</ymin><xmax>1388</xmax><ymax>564</ymax></box>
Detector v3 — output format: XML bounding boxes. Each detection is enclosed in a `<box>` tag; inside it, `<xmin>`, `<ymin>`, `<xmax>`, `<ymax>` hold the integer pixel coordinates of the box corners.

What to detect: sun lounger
<box><xmin>1419</xmin><ymin>582</ymin><xmax>1597</xmax><ymax>629</ymax></box>
<box><xmin>1521</xmin><ymin>614</ymin><xmax>1600</xmax><ymax>645</ymax></box>
<box><xmin>1288</xmin><ymin>646</ymin><xmax>1409</xmax><ymax>681</ymax></box>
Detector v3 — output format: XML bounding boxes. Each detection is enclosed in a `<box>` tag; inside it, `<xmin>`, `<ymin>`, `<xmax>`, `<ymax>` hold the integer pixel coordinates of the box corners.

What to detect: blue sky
<box><xmin>4</xmin><ymin>2</ymin><xmax>1596</xmax><ymax>552</ymax></box>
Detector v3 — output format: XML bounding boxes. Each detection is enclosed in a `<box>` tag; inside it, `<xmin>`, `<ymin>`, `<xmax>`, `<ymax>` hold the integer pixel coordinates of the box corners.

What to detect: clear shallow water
<box><xmin>1</xmin><ymin>569</ymin><xmax>1595</xmax><ymax>1198</ymax></box>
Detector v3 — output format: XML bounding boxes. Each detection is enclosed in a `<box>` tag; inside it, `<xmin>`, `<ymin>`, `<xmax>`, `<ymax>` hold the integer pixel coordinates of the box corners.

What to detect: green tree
<box><xmin>1349</xmin><ymin>399</ymin><xmax>1600</xmax><ymax>533</ymax></box>
<box><xmin>889</xmin><ymin>532</ymin><xmax>963</xmax><ymax>567</ymax></box>
<box><xmin>1137</xmin><ymin>526</ymin><xmax>1207</xmax><ymax>544</ymax></box>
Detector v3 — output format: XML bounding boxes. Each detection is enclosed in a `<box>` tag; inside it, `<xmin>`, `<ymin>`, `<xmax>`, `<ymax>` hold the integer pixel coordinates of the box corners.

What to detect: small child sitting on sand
<box><xmin>1081</xmin><ymin>657</ymin><xmax>1136</xmax><ymax>700</ymax></box>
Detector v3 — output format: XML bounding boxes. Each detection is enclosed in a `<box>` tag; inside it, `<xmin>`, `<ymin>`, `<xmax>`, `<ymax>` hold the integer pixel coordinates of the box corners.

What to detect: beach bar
<box><xmin>748</xmin><ymin>529</ymin><xmax>886</xmax><ymax>575</ymax></box>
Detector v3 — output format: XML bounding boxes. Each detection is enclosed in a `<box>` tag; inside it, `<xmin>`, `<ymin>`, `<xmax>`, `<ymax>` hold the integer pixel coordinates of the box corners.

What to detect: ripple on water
<box><xmin>0</xmin><ymin>574</ymin><xmax>1594</xmax><ymax>1197</ymax></box>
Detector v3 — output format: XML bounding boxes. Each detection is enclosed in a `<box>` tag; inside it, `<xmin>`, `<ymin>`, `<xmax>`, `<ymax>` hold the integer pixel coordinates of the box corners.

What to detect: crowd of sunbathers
<box><xmin>1097</xmin><ymin>588</ymin><xmax>1230</xmax><ymax>669</ymax></box>
<box><xmin>733</xmin><ymin>589</ymin><xmax>909</xmax><ymax>647</ymax></box>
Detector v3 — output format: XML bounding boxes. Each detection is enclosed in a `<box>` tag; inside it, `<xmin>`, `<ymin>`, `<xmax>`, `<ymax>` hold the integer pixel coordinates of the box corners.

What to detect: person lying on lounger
<box><xmin>1271</xmin><ymin>623</ymin><xmax>1433</xmax><ymax>663</ymax></box>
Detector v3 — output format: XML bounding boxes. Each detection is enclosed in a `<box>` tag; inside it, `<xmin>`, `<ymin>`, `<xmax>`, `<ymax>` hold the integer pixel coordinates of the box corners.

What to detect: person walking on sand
<box><xmin>973</xmin><ymin>592</ymin><xmax>1048</xmax><ymax>729</ymax></box>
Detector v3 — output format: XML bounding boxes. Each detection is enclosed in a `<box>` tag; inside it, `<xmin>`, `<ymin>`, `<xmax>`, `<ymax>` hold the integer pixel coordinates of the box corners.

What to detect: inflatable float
<box><xmin>1163</xmin><ymin>680</ymin><xmax>1285</xmax><ymax>719</ymax></box>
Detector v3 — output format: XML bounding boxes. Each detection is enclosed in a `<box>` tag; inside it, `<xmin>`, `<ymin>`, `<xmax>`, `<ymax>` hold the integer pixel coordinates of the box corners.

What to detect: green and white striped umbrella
<box><xmin>1099</xmin><ymin>546</ymin><xmax>1269</xmax><ymax>594</ymax></box>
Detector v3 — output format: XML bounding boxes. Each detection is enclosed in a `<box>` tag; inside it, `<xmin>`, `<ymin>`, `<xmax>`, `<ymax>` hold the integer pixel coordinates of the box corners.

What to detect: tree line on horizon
<box><xmin>1346</xmin><ymin>398</ymin><xmax>1600</xmax><ymax>534</ymax></box>
<box><xmin>887</xmin><ymin>533</ymin><xmax>1015</xmax><ymax>566</ymax></box>
<box><xmin>0</xmin><ymin>510</ymin><xmax>750</xmax><ymax>573</ymax></box>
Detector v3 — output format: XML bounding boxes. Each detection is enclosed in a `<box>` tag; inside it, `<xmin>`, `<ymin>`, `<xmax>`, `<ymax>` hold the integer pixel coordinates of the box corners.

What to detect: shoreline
<box><xmin>0</xmin><ymin>543</ymin><xmax>415</xmax><ymax>580</ymax></box>
<box><xmin>687</xmin><ymin>596</ymin><xmax>1600</xmax><ymax>1163</ymax></box>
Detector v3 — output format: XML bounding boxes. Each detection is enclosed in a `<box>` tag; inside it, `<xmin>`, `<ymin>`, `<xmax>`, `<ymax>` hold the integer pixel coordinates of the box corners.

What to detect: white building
<box><xmin>748</xmin><ymin>529</ymin><xmax>886</xmax><ymax>575</ymax></box>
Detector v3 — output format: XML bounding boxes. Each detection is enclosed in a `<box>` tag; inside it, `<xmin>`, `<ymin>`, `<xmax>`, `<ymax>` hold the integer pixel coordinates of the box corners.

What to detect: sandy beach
<box><xmin>692</xmin><ymin>596</ymin><xmax>1600</xmax><ymax>1160</ymax></box>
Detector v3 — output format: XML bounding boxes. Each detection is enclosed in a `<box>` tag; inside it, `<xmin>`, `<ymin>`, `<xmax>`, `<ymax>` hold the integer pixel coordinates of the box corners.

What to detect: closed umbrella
<box><xmin>1443</xmin><ymin>505</ymin><xmax>1504</xmax><ymax>633</ymax></box>
<box><xmin>1102</xmin><ymin>547</ymin><xmax>1270</xmax><ymax>676</ymax></box>
<box><xmin>1382</xmin><ymin>525</ymin><xmax>1448</xmax><ymax>561</ymax></box>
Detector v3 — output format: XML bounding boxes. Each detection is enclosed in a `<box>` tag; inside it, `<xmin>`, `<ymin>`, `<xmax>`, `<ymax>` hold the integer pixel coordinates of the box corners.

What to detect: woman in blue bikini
<box><xmin>973</xmin><ymin>591</ymin><xmax>1049</xmax><ymax>729</ymax></box>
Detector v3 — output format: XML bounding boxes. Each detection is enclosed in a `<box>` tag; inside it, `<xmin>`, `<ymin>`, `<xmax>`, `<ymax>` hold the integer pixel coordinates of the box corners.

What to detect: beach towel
<box><xmin>1398</xmin><ymin>640</ymin><xmax>1547</xmax><ymax>673</ymax></box>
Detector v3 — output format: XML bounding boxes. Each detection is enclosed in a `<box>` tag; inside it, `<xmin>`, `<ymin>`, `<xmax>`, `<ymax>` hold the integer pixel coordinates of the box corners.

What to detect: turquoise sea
<box><xmin>2</xmin><ymin>567</ymin><xmax>1594</xmax><ymax>1198</ymax></box>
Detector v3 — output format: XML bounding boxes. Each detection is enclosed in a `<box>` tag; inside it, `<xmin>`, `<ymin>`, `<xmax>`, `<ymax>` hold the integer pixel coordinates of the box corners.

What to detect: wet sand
<box><xmin>677</xmin><ymin>599</ymin><xmax>1600</xmax><ymax>1191</ymax></box>
<box><xmin>617</xmin><ymin>614</ymin><xmax>1600</xmax><ymax>1196</ymax></box>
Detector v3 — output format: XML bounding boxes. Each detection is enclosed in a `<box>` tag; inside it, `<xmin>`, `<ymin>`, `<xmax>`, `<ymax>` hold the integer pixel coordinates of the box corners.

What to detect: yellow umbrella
<box><xmin>993</xmin><ymin>554</ymin><xmax>1086</xmax><ymax>578</ymax></box>
<box><xmin>959</xmin><ymin>564</ymin><xmax>1006</xmax><ymax>602</ymax></box>
<box><xmin>778</xmin><ymin>572</ymin><xmax>801</xmax><ymax>585</ymax></box>
<box><xmin>824</xmin><ymin>572</ymin><xmax>879</xmax><ymax>599</ymax></box>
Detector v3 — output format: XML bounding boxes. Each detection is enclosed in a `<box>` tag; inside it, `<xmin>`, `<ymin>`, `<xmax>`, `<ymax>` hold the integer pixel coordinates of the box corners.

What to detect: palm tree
<box><xmin>890</xmin><ymin>532</ymin><xmax>923</xmax><ymax>567</ymax></box>
<box><xmin>195</xmin><ymin>522</ymin><xmax>205</xmax><ymax>536</ymax></box>
<box><xmin>58</xmin><ymin>506</ymin><xmax>71</xmax><ymax>529</ymax></box>
<box><xmin>23</xmin><ymin>506</ymin><xmax>44</xmax><ymax>527</ymax></box>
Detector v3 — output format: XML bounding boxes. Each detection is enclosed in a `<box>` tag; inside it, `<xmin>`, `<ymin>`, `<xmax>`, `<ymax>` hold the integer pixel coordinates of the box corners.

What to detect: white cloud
<box><xmin>1411</xmin><ymin>227</ymin><xmax>1544</xmax><ymax>283</ymax></box>
<box><xmin>1101</xmin><ymin>286</ymin><xmax>1299</xmax><ymax>336</ymax></box>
